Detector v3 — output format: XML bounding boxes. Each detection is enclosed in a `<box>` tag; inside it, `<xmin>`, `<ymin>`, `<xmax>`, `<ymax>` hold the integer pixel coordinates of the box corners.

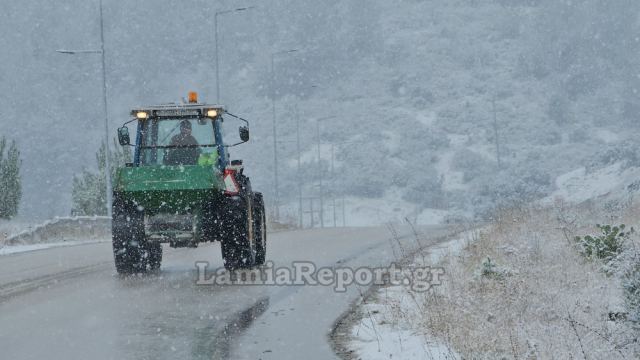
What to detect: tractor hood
<box><xmin>114</xmin><ymin>165</ymin><xmax>224</xmax><ymax>215</ymax></box>
<box><xmin>115</xmin><ymin>165</ymin><xmax>223</xmax><ymax>192</ymax></box>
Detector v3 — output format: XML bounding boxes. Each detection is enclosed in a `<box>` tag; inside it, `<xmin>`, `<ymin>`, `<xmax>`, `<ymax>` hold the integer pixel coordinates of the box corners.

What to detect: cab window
<box><xmin>139</xmin><ymin>118</ymin><xmax>217</xmax><ymax>166</ymax></box>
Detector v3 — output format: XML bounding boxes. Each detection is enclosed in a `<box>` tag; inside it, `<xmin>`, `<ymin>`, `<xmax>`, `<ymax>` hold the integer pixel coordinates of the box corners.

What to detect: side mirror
<box><xmin>239</xmin><ymin>126</ymin><xmax>250</xmax><ymax>142</ymax></box>
<box><xmin>117</xmin><ymin>126</ymin><xmax>130</xmax><ymax>146</ymax></box>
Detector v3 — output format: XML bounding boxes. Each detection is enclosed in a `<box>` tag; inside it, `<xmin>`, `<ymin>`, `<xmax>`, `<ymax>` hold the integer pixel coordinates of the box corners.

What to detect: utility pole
<box><xmin>295</xmin><ymin>105</ymin><xmax>303</xmax><ymax>228</ymax></box>
<box><xmin>98</xmin><ymin>0</ymin><xmax>112</xmax><ymax>218</ymax></box>
<box><xmin>214</xmin><ymin>7</ymin><xmax>253</xmax><ymax>104</ymax></box>
<box><xmin>342</xmin><ymin>195</ymin><xmax>346</xmax><ymax>227</ymax></box>
<box><xmin>271</xmin><ymin>49</ymin><xmax>298</xmax><ymax>221</ymax></box>
<box><xmin>310</xmin><ymin>198</ymin><xmax>315</xmax><ymax>228</ymax></box>
<box><xmin>58</xmin><ymin>0</ymin><xmax>112</xmax><ymax>217</ymax></box>
<box><xmin>314</xmin><ymin>115</ymin><xmax>335</xmax><ymax>228</ymax></box>
<box><xmin>316</xmin><ymin>120</ymin><xmax>324</xmax><ymax>228</ymax></box>
<box><xmin>295</xmin><ymin>84</ymin><xmax>317</xmax><ymax>228</ymax></box>
<box><xmin>331</xmin><ymin>144</ymin><xmax>337</xmax><ymax>227</ymax></box>
<box><xmin>492</xmin><ymin>96</ymin><xmax>501</xmax><ymax>169</ymax></box>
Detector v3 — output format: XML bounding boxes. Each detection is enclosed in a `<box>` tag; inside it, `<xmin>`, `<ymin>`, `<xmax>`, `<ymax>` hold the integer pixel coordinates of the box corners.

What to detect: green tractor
<box><xmin>112</xmin><ymin>93</ymin><xmax>266</xmax><ymax>274</ymax></box>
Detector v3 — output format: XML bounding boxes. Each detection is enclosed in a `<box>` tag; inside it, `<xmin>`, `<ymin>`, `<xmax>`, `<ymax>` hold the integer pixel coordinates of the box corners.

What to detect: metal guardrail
<box><xmin>3</xmin><ymin>216</ymin><xmax>111</xmax><ymax>246</ymax></box>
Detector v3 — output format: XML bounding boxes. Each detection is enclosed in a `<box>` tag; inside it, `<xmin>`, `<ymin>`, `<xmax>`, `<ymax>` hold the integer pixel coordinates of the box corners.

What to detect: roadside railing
<box><xmin>3</xmin><ymin>216</ymin><xmax>111</xmax><ymax>247</ymax></box>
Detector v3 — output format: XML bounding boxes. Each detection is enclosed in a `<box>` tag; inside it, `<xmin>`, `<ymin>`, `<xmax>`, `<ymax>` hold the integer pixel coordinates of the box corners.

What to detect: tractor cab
<box><xmin>117</xmin><ymin>92</ymin><xmax>248</xmax><ymax>171</ymax></box>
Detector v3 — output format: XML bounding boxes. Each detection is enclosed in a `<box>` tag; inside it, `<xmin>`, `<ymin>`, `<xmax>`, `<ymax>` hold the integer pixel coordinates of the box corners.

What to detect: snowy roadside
<box><xmin>331</xmin><ymin>229</ymin><xmax>479</xmax><ymax>360</ymax></box>
<box><xmin>347</xmin><ymin>236</ymin><xmax>471</xmax><ymax>359</ymax></box>
<box><xmin>416</xmin><ymin>204</ymin><xmax>638</xmax><ymax>358</ymax></box>
<box><xmin>0</xmin><ymin>216</ymin><xmax>111</xmax><ymax>256</ymax></box>
<box><xmin>335</xmin><ymin>202</ymin><xmax>640</xmax><ymax>359</ymax></box>
<box><xmin>0</xmin><ymin>219</ymin><xmax>37</xmax><ymax>242</ymax></box>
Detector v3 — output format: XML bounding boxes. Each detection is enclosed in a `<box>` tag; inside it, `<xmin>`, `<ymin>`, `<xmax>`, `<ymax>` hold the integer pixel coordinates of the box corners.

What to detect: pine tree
<box><xmin>0</xmin><ymin>136</ymin><xmax>22</xmax><ymax>219</ymax></box>
<box><xmin>71</xmin><ymin>140</ymin><xmax>131</xmax><ymax>216</ymax></box>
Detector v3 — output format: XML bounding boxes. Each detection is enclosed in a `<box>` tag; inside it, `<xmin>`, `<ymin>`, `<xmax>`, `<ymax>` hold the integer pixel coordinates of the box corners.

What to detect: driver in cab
<box><xmin>164</xmin><ymin>120</ymin><xmax>200</xmax><ymax>165</ymax></box>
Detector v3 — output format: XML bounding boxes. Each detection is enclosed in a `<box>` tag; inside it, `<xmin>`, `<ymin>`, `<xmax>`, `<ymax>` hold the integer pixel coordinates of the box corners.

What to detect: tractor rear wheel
<box><xmin>112</xmin><ymin>198</ymin><xmax>144</xmax><ymax>274</ymax></box>
<box><xmin>112</xmin><ymin>195</ymin><xmax>161</xmax><ymax>274</ymax></box>
<box><xmin>253</xmin><ymin>193</ymin><xmax>267</xmax><ymax>265</ymax></box>
<box><xmin>221</xmin><ymin>195</ymin><xmax>256</xmax><ymax>270</ymax></box>
<box><xmin>147</xmin><ymin>242</ymin><xmax>163</xmax><ymax>271</ymax></box>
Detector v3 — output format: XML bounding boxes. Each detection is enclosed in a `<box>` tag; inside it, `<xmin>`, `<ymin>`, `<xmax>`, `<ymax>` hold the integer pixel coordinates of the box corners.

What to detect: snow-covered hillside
<box><xmin>545</xmin><ymin>162</ymin><xmax>640</xmax><ymax>205</ymax></box>
<box><xmin>2</xmin><ymin>0</ymin><xmax>640</xmax><ymax>222</ymax></box>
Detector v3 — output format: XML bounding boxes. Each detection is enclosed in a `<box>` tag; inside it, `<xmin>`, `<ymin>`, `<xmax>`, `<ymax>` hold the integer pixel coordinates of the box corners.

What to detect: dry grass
<box><xmin>415</xmin><ymin>203</ymin><xmax>640</xmax><ymax>359</ymax></box>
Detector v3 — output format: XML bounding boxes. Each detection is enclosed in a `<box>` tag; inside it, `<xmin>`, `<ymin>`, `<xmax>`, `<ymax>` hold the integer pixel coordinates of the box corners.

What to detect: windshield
<box><xmin>139</xmin><ymin>118</ymin><xmax>218</xmax><ymax>166</ymax></box>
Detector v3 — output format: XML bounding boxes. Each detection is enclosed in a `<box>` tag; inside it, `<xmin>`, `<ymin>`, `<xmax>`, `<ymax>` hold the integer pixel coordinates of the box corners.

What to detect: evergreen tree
<box><xmin>0</xmin><ymin>136</ymin><xmax>22</xmax><ymax>219</ymax></box>
<box><xmin>71</xmin><ymin>140</ymin><xmax>131</xmax><ymax>216</ymax></box>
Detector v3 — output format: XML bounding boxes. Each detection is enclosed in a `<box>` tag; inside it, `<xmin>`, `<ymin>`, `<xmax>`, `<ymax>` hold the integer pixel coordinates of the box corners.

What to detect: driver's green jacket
<box><xmin>198</xmin><ymin>149</ymin><xmax>219</xmax><ymax>166</ymax></box>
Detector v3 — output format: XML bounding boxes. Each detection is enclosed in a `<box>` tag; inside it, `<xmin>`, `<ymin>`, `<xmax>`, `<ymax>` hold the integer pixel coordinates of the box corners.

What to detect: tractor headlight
<box><xmin>206</xmin><ymin>109</ymin><xmax>218</xmax><ymax>118</ymax></box>
<box><xmin>136</xmin><ymin>111</ymin><xmax>149</xmax><ymax>119</ymax></box>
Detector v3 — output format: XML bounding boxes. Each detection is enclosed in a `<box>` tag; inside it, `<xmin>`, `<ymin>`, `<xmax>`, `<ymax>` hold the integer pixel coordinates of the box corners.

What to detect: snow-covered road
<box><xmin>0</xmin><ymin>226</ymin><xmax>453</xmax><ymax>360</ymax></box>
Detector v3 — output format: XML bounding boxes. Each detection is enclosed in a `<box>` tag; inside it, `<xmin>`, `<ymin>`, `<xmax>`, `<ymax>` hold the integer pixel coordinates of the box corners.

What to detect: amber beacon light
<box><xmin>188</xmin><ymin>91</ymin><xmax>198</xmax><ymax>104</ymax></box>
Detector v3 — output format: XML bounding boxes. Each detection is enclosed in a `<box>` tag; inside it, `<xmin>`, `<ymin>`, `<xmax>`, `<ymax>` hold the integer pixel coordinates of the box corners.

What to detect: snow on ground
<box><xmin>347</xmin><ymin>203</ymin><xmax>640</xmax><ymax>358</ymax></box>
<box><xmin>378</xmin><ymin>205</ymin><xmax>637</xmax><ymax>358</ymax></box>
<box><xmin>543</xmin><ymin>162</ymin><xmax>640</xmax><ymax>204</ymax></box>
<box><xmin>350</xmin><ymin>313</ymin><xmax>458</xmax><ymax>360</ymax></box>
<box><xmin>0</xmin><ymin>219</ymin><xmax>38</xmax><ymax>240</ymax></box>
<box><xmin>277</xmin><ymin>188</ymin><xmax>454</xmax><ymax>228</ymax></box>
<box><xmin>0</xmin><ymin>216</ymin><xmax>110</xmax><ymax>255</ymax></box>
<box><xmin>391</xmin><ymin>108</ymin><xmax>437</xmax><ymax>128</ymax></box>
<box><xmin>347</xmin><ymin>235</ymin><xmax>472</xmax><ymax>360</ymax></box>
<box><xmin>435</xmin><ymin>137</ymin><xmax>468</xmax><ymax>192</ymax></box>
<box><xmin>344</xmin><ymin>189</ymin><xmax>450</xmax><ymax>226</ymax></box>
<box><xmin>595</xmin><ymin>128</ymin><xmax>621</xmax><ymax>143</ymax></box>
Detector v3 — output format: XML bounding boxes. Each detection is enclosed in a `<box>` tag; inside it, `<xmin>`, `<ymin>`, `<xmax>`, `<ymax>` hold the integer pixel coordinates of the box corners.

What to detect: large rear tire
<box><xmin>112</xmin><ymin>194</ymin><xmax>161</xmax><ymax>274</ymax></box>
<box><xmin>201</xmin><ymin>197</ymin><xmax>225</xmax><ymax>243</ymax></box>
<box><xmin>147</xmin><ymin>242</ymin><xmax>163</xmax><ymax>271</ymax></box>
<box><xmin>221</xmin><ymin>196</ymin><xmax>256</xmax><ymax>271</ymax></box>
<box><xmin>112</xmin><ymin>197</ymin><xmax>144</xmax><ymax>274</ymax></box>
<box><xmin>253</xmin><ymin>193</ymin><xmax>267</xmax><ymax>265</ymax></box>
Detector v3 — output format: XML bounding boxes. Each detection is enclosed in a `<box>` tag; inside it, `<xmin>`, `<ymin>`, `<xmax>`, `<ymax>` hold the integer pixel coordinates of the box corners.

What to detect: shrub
<box><xmin>71</xmin><ymin>140</ymin><xmax>131</xmax><ymax>216</ymax></box>
<box><xmin>574</xmin><ymin>224</ymin><xmax>632</xmax><ymax>262</ymax></box>
<box><xmin>576</xmin><ymin>224</ymin><xmax>640</xmax><ymax>326</ymax></box>
<box><xmin>0</xmin><ymin>137</ymin><xmax>21</xmax><ymax>219</ymax></box>
<box><xmin>480</xmin><ymin>257</ymin><xmax>507</xmax><ymax>280</ymax></box>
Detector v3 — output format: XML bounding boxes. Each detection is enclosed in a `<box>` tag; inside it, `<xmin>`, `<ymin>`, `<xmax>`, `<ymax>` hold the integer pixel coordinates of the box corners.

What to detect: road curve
<box><xmin>0</xmin><ymin>225</ymin><xmax>454</xmax><ymax>360</ymax></box>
